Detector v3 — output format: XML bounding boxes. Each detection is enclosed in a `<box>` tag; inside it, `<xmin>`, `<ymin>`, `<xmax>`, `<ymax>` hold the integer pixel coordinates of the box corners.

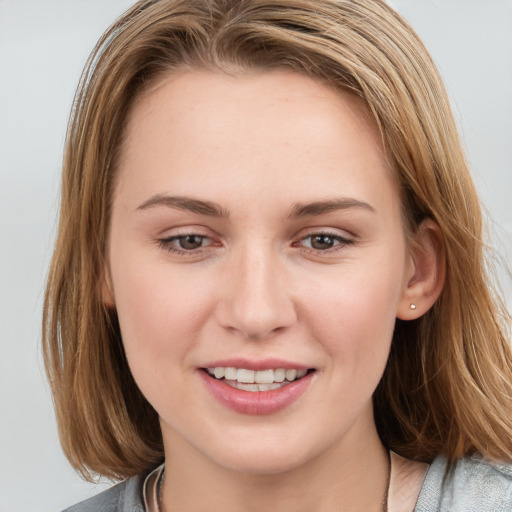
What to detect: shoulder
<box><xmin>61</xmin><ymin>474</ymin><xmax>145</xmax><ymax>512</ymax></box>
<box><xmin>415</xmin><ymin>454</ymin><xmax>512</xmax><ymax>512</ymax></box>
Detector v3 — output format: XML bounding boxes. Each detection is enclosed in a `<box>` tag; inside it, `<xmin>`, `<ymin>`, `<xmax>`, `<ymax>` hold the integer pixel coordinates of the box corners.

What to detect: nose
<box><xmin>215</xmin><ymin>245</ymin><xmax>297</xmax><ymax>340</ymax></box>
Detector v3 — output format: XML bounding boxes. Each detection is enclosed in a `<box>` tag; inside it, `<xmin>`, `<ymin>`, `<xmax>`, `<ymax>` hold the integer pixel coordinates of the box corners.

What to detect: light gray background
<box><xmin>1</xmin><ymin>1</ymin><xmax>511</xmax><ymax>511</ymax></box>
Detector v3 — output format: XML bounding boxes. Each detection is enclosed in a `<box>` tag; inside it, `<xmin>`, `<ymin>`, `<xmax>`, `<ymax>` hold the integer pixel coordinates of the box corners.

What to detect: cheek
<box><xmin>300</xmin><ymin>261</ymin><xmax>404</xmax><ymax>371</ymax></box>
<box><xmin>110</xmin><ymin>264</ymin><xmax>220</xmax><ymax>420</ymax></box>
<box><xmin>110</xmin><ymin>254</ymin><xmax>214</xmax><ymax>379</ymax></box>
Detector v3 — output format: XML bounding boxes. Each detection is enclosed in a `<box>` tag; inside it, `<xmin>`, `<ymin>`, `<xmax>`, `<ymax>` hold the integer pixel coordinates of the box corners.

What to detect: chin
<box><xmin>213</xmin><ymin>446</ymin><xmax>310</xmax><ymax>475</ymax></box>
<box><xmin>196</xmin><ymin>427</ymin><xmax>324</xmax><ymax>476</ymax></box>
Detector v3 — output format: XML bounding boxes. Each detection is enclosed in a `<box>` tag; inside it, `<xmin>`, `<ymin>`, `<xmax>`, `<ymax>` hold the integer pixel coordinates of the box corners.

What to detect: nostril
<box><xmin>214</xmin><ymin>275</ymin><xmax>297</xmax><ymax>340</ymax></box>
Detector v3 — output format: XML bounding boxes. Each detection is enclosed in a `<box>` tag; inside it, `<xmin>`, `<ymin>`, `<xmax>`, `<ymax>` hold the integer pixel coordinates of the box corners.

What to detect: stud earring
<box><xmin>409</xmin><ymin>303</ymin><xmax>417</xmax><ymax>310</ymax></box>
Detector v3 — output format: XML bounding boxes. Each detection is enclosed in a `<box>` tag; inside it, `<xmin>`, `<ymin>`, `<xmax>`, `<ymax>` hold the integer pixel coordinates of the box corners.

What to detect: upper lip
<box><xmin>200</xmin><ymin>358</ymin><xmax>311</xmax><ymax>371</ymax></box>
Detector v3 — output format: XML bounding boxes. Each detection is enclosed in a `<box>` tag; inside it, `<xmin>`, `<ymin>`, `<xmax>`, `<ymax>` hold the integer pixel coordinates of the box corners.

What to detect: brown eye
<box><xmin>178</xmin><ymin>235</ymin><xmax>205</xmax><ymax>250</ymax></box>
<box><xmin>158</xmin><ymin>232</ymin><xmax>216</xmax><ymax>256</ymax></box>
<box><xmin>310</xmin><ymin>234</ymin><xmax>337</xmax><ymax>250</ymax></box>
<box><xmin>297</xmin><ymin>232</ymin><xmax>353</xmax><ymax>253</ymax></box>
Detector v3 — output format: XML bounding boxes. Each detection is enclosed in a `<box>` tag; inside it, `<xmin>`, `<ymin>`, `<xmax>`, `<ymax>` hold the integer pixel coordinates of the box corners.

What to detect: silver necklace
<box><xmin>154</xmin><ymin>464</ymin><xmax>165</xmax><ymax>511</ymax></box>
<box><xmin>382</xmin><ymin>449</ymin><xmax>391</xmax><ymax>512</ymax></box>
<box><xmin>142</xmin><ymin>463</ymin><xmax>165</xmax><ymax>512</ymax></box>
<box><xmin>148</xmin><ymin>451</ymin><xmax>392</xmax><ymax>512</ymax></box>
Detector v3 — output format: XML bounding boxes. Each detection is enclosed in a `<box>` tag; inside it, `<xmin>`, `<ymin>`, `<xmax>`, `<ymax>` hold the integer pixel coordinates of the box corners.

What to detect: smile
<box><xmin>205</xmin><ymin>367</ymin><xmax>309</xmax><ymax>392</ymax></box>
<box><xmin>200</xmin><ymin>364</ymin><xmax>315</xmax><ymax>415</ymax></box>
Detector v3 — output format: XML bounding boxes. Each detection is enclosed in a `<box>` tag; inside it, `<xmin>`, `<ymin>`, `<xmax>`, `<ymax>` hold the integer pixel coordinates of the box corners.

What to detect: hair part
<box><xmin>43</xmin><ymin>0</ymin><xmax>512</xmax><ymax>481</ymax></box>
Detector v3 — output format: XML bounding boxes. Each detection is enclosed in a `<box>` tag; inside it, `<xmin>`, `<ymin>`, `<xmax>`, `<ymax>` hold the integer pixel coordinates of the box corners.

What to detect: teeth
<box><xmin>237</xmin><ymin>369</ymin><xmax>255</xmax><ymax>383</ymax></box>
<box><xmin>273</xmin><ymin>368</ymin><xmax>286</xmax><ymax>382</ymax></box>
<box><xmin>214</xmin><ymin>367</ymin><xmax>225</xmax><ymax>379</ymax></box>
<box><xmin>255</xmin><ymin>369</ymin><xmax>274</xmax><ymax>384</ymax></box>
<box><xmin>206</xmin><ymin>367</ymin><xmax>309</xmax><ymax>385</ymax></box>
<box><xmin>285</xmin><ymin>369</ymin><xmax>297</xmax><ymax>381</ymax></box>
<box><xmin>225</xmin><ymin>367</ymin><xmax>237</xmax><ymax>380</ymax></box>
<box><xmin>225</xmin><ymin>381</ymin><xmax>284</xmax><ymax>392</ymax></box>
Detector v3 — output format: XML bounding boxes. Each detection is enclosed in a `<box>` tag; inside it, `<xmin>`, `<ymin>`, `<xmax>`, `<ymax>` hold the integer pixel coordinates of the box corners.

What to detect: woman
<box><xmin>43</xmin><ymin>0</ymin><xmax>512</xmax><ymax>510</ymax></box>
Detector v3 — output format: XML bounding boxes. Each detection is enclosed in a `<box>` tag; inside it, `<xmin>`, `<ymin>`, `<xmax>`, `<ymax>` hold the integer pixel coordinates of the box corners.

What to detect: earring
<box><xmin>409</xmin><ymin>303</ymin><xmax>417</xmax><ymax>310</ymax></box>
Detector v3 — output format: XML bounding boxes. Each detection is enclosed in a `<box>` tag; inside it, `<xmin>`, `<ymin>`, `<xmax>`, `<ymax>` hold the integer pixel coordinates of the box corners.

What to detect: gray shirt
<box><xmin>63</xmin><ymin>455</ymin><xmax>512</xmax><ymax>511</ymax></box>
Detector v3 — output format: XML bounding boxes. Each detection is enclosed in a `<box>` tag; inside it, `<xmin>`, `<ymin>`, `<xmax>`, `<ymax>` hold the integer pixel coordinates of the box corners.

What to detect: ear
<box><xmin>397</xmin><ymin>218</ymin><xmax>445</xmax><ymax>320</ymax></box>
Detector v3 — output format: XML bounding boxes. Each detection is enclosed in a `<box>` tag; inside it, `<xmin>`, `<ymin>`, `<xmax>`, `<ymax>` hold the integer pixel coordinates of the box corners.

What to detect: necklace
<box><xmin>142</xmin><ymin>463</ymin><xmax>165</xmax><ymax>512</ymax></box>
<box><xmin>145</xmin><ymin>450</ymin><xmax>392</xmax><ymax>512</ymax></box>
<box><xmin>382</xmin><ymin>449</ymin><xmax>391</xmax><ymax>512</ymax></box>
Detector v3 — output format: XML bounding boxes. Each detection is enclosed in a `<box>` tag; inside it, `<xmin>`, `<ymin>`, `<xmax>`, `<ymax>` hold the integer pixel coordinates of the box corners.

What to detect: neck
<box><xmin>159</xmin><ymin>424</ymin><xmax>389</xmax><ymax>512</ymax></box>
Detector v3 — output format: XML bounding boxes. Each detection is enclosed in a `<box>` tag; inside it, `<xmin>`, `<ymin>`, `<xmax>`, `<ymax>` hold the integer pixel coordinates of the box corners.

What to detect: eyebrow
<box><xmin>288</xmin><ymin>198</ymin><xmax>375</xmax><ymax>218</ymax></box>
<box><xmin>137</xmin><ymin>194</ymin><xmax>229</xmax><ymax>218</ymax></box>
<box><xmin>136</xmin><ymin>194</ymin><xmax>375</xmax><ymax>219</ymax></box>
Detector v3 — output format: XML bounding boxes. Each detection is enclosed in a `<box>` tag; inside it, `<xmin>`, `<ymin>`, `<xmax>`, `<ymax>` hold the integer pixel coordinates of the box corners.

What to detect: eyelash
<box><xmin>295</xmin><ymin>231</ymin><xmax>354</xmax><ymax>254</ymax></box>
<box><xmin>158</xmin><ymin>233</ymin><xmax>213</xmax><ymax>256</ymax></box>
<box><xmin>157</xmin><ymin>231</ymin><xmax>354</xmax><ymax>257</ymax></box>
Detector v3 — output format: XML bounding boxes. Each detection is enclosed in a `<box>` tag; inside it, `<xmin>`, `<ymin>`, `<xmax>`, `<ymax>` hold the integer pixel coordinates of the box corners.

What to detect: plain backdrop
<box><xmin>0</xmin><ymin>1</ymin><xmax>511</xmax><ymax>511</ymax></box>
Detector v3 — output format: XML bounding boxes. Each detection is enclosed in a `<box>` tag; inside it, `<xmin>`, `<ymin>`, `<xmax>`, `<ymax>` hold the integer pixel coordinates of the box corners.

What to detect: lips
<box><xmin>200</xmin><ymin>360</ymin><xmax>315</xmax><ymax>415</ymax></box>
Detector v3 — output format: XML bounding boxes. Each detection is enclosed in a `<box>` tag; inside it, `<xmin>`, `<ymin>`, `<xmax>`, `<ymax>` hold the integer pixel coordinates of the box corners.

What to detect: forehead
<box><xmin>121</xmin><ymin>69</ymin><xmax>384</xmax><ymax>160</ymax></box>
<box><xmin>115</xmin><ymin>69</ymin><xmax>398</xmax><ymax>218</ymax></box>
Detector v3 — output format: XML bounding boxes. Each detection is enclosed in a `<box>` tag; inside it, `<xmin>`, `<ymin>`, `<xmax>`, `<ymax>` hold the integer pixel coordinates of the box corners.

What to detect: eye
<box><xmin>158</xmin><ymin>233</ymin><xmax>213</xmax><ymax>254</ymax></box>
<box><xmin>297</xmin><ymin>232</ymin><xmax>353</xmax><ymax>252</ymax></box>
<box><xmin>307</xmin><ymin>234</ymin><xmax>339</xmax><ymax>250</ymax></box>
<box><xmin>174</xmin><ymin>234</ymin><xmax>208</xmax><ymax>250</ymax></box>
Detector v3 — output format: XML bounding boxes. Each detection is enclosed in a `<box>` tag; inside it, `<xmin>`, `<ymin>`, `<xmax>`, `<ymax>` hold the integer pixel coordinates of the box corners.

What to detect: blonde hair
<box><xmin>43</xmin><ymin>0</ymin><xmax>512</xmax><ymax>481</ymax></box>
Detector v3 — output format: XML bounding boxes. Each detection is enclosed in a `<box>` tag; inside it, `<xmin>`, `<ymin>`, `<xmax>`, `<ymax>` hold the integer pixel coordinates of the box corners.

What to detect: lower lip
<box><xmin>199</xmin><ymin>370</ymin><xmax>314</xmax><ymax>415</ymax></box>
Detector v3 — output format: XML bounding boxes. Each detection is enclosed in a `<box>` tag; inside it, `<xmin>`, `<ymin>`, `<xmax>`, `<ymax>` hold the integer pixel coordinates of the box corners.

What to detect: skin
<box><xmin>106</xmin><ymin>69</ymin><xmax>442</xmax><ymax>512</ymax></box>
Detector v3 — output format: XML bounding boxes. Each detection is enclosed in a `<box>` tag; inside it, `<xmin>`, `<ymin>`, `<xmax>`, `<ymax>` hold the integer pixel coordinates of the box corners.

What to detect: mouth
<box><xmin>202</xmin><ymin>367</ymin><xmax>315</xmax><ymax>392</ymax></box>
<box><xmin>199</xmin><ymin>359</ymin><xmax>316</xmax><ymax>415</ymax></box>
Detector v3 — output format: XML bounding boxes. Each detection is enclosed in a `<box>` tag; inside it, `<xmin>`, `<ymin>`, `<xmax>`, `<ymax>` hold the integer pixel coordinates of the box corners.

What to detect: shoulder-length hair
<box><xmin>43</xmin><ymin>0</ymin><xmax>512</xmax><ymax>481</ymax></box>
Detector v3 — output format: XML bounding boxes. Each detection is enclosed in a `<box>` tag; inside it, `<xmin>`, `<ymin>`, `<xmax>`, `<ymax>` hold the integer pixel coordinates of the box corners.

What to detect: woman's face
<box><xmin>107</xmin><ymin>70</ymin><xmax>415</xmax><ymax>474</ymax></box>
